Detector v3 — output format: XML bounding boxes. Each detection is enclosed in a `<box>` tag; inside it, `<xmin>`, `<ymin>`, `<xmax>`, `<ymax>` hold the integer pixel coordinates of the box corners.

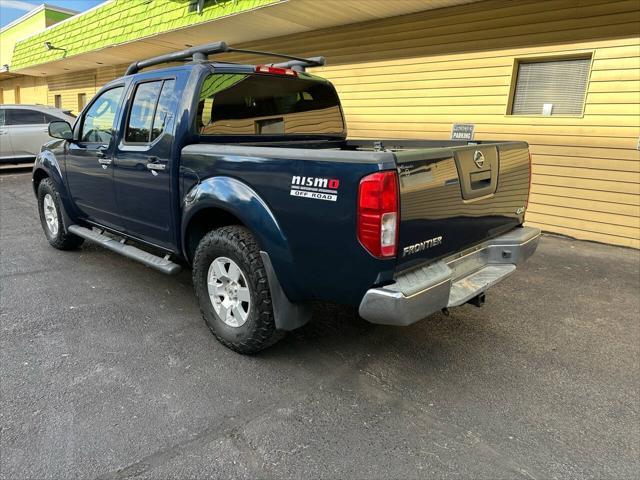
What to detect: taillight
<box><xmin>255</xmin><ymin>65</ymin><xmax>298</xmax><ymax>76</ymax></box>
<box><xmin>357</xmin><ymin>171</ymin><xmax>399</xmax><ymax>258</ymax></box>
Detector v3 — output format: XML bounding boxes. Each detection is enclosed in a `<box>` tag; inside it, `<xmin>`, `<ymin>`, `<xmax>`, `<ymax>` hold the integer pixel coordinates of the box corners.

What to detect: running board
<box><xmin>68</xmin><ymin>225</ymin><xmax>182</xmax><ymax>275</ymax></box>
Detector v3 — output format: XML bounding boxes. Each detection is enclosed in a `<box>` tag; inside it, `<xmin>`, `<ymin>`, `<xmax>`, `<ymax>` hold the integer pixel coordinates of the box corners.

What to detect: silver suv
<box><xmin>0</xmin><ymin>104</ymin><xmax>76</xmax><ymax>163</ymax></box>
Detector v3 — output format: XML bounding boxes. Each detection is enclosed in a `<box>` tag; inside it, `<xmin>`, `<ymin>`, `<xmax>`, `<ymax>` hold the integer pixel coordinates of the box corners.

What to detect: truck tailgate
<box><xmin>394</xmin><ymin>142</ymin><xmax>530</xmax><ymax>271</ymax></box>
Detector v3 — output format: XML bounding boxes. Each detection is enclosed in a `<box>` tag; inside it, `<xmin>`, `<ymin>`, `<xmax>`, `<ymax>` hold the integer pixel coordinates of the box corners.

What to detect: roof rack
<box><xmin>124</xmin><ymin>41</ymin><xmax>325</xmax><ymax>76</ymax></box>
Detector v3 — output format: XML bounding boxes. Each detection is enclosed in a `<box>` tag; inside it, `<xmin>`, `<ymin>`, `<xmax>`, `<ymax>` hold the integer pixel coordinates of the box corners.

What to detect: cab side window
<box><xmin>81</xmin><ymin>87</ymin><xmax>124</xmax><ymax>143</ymax></box>
<box><xmin>126</xmin><ymin>79</ymin><xmax>176</xmax><ymax>144</ymax></box>
<box><xmin>151</xmin><ymin>80</ymin><xmax>176</xmax><ymax>141</ymax></box>
<box><xmin>126</xmin><ymin>82</ymin><xmax>161</xmax><ymax>143</ymax></box>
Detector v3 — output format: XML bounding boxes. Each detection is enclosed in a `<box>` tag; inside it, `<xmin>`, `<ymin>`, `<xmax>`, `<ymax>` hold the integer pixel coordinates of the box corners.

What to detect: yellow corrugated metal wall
<box><xmin>1</xmin><ymin>0</ymin><xmax>638</xmax><ymax>247</ymax></box>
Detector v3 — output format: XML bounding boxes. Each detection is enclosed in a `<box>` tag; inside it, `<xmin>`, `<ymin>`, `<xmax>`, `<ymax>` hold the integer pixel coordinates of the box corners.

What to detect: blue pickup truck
<box><xmin>33</xmin><ymin>42</ymin><xmax>540</xmax><ymax>353</ymax></box>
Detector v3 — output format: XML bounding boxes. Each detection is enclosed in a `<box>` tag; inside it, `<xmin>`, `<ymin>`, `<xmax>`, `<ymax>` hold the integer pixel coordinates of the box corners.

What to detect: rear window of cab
<box><xmin>196</xmin><ymin>73</ymin><xmax>345</xmax><ymax>136</ymax></box>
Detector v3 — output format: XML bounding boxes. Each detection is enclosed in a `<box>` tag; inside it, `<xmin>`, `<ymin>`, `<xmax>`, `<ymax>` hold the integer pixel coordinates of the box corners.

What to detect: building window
<box><xmin>77</xmin><ymin>93</ymin><xmax>87</xmax><ymax>112</ymax></box>
<box><xmin>510</xmin><ymin>56</ymin><xmax>591</xmax><ymax>116</ymax></box>
<box><xmin>14</xmin><ymin>86</ymin><xmax>20</xmax><ymax>104</ymax></box>
<box><xmin>54</xmin><ymin>95</ymin><xmax>62</xmax><ymax>109</ymax></box>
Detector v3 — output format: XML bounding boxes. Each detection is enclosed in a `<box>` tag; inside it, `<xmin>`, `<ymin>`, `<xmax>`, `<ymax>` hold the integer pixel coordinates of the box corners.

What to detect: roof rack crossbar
<box><xmin>125</xmin><ymin>41</ymin><xmax>325</xmax><ymax>76</ymax></box>
<box><xmin>268</xmin><ymin>57</ymin><xmax>326</xmax><ymax>72</ymax></box>
<box><xmin>125</xmin><ymin>41</ymin><xmax>230</xmax><ymax>76</ymax></box>
<box><xmin>227</xmin><ymin>48</ymin><xmax>325</xmax><ymax>70</ymax></box>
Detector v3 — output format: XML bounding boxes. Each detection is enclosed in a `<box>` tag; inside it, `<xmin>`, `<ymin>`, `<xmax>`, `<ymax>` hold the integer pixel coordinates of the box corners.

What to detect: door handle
<box><xmin>96</xmin><ymin>145</ymin><xmax>108</xmax><ymax>157</ymax></box>
<box><xmin>146</xmin><ymin>157</ymin><xmax>166</xmax><ymax>172</ymax></box>
<box><xmin>98</xmin><ymin>158</ymin><xmax>112</xmax><ymax>169</ymax></box>
<box><xmin>146</xmin><ymin>163</ymin><xmax>166</xmax><ymax>171</ymax></box>
<box><xmin>96</xmin><ymin>145</ymin><xmax>110</xmax><ymax>169</ymax></box>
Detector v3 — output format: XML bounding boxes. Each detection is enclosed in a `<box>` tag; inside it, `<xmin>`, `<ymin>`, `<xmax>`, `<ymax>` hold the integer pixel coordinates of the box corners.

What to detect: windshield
<box><xmin>197</xmin><ymin>73</ymin><xmax>345</xmax><ymax>137</ymax></box>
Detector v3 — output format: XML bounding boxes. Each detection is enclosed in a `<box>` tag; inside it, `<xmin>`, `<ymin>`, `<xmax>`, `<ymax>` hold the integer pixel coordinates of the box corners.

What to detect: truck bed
<box><xmin>186</xmin><ymin>138</ymin><xmax>531</xmax><ymax>274</ymax></box>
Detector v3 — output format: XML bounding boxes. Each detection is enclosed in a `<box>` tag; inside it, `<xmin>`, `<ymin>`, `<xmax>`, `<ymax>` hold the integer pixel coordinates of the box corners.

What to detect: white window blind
<box><xmin>511</xmin><ymin>58</ymin><xmax>591</xmax><ymax>115</ymax></box>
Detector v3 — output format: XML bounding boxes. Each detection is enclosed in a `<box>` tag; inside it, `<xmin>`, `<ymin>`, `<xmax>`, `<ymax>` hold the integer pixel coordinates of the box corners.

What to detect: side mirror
<box><xmin>48</xmin><ymin>121</ymin><xmax>73</xmax><ymax>141</ymax></box>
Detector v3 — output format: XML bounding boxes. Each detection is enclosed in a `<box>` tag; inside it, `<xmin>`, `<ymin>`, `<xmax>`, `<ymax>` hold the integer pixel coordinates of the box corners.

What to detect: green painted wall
<box><xmin>11</xmin><ymin>0</ymin><xmax>279</xmax><ymax>70</ymax></box>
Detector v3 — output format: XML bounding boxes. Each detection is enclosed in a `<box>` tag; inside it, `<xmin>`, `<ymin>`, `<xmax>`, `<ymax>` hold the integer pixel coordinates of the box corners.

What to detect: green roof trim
<box><xmin>11</xmin><ymin>0</ymin><xmax>279</xmax><ymax>70</ymax></box>
<box><xmin>45</xmin><ymin>9</ymin><xmax>75</xmax><ymax>25</ymax></box>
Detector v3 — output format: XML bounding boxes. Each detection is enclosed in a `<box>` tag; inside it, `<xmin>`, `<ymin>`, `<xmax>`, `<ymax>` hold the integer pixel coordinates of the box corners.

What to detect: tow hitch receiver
<box><xmin>467</xmin><ymin>293</ymin><xmax>486</xmax><ymax>307</ymax></box>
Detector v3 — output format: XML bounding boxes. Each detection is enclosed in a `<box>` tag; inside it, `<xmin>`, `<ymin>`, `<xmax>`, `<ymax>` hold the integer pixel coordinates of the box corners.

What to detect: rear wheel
<box><xmin>192</xmin><ymin>226</ymin><xmax>283</xmax><ymax>354</ymax></box>
<box><xmin>37</xmin><ymin>178</ymin><xmax>84</xmax><ymax>250</ymax></box>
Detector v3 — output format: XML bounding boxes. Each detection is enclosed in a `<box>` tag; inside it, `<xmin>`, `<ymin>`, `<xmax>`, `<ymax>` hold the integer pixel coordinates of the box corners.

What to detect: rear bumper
<box><xmin>358</xmin><ymin>226</ymin><xmax>541</xmax><ymax>326</ymax></box>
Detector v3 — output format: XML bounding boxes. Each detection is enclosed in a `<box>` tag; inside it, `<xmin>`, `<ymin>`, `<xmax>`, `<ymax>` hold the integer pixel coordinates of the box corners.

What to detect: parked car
<box><xmin>0</xmin><ymin>104</ymin><xmax>76</xmax><ymax>163</ymax></box>
<box><xmin>32</xmin><ymin>42</ymin><xmax>540</xmax><ymax>353</ymax></box>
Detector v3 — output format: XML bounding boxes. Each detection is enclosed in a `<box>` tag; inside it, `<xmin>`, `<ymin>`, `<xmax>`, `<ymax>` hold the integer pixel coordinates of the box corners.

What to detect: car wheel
<box><xmin>192</xmin><ymin>225</ymin><xmax>283</xmax><ymax>354</ymax></box>
<box><xmin>37</xmin><ymin>178</ymin><xmax>84</xmax><ymax>250</ymax></box>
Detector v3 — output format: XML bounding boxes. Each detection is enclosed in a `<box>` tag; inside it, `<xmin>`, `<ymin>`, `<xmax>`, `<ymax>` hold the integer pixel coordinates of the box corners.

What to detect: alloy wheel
<box><xmin>43</xmin><ymin>193</ymin><xmax>59</xmax><ymax>237</ymax></box>
<box><xmin>207</xmin><ymin>256</ymin><xmax>251</xmax><ymax>327</ymax></box>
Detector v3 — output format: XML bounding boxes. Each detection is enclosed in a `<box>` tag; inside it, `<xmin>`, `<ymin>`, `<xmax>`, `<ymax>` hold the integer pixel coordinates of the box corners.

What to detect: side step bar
<box><xmin>68</xmin><ymin>225</ymin><xmax>181</xmax><ymax>275</ymax></box>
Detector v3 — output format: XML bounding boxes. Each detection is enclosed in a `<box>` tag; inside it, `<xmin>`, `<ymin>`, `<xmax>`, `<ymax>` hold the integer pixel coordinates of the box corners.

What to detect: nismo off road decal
<box><xmin>290</xmin><ymin>176</ymin><xmax>340</xmax><ymax>202</ymax></box>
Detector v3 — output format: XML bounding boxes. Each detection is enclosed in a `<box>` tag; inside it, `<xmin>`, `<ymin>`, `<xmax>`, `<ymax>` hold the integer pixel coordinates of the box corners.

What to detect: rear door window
<box><xmin>126</xmin><ymin>81</ymin><xmax>161</xmax><ymax>143</ymax></box>
<box><xmin>126</xmin><ymin>79</ymin><xmax>176</xmax><ymax>143</ymax></box>
<box><xmin>6</xmin><ymin>109</ymin><xmax>45</xmax><ymax>125</ymax></box>
<box><xmin>197</xmin><ymin>73</ymin><xmax>345</xmax><ymax>136</ymax></box>
<box><xmin>151</xmin><ymin>80</ymin><xmax>176</xmax><ymax>141</ymax></box>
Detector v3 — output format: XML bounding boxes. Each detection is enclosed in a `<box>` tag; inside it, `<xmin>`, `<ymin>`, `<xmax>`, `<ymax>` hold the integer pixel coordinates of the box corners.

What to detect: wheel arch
<box><xmin>33</xmin><ymin>147</ymin><xmax>78</xmax><ymax>234</ymax></box>
<box><xmin>182</xmin><ymin>176</ymin><xmax>310</xmax><ymax>329</ymax></box>
<box><xmin>181</xmin><ymin>176</ymin><xmax>294</xmax><ymax>275</ymax></box>
<box><xmin>183</xmin><ymin>207</ymin><xmax>246</xmax><ymax>264</ymax></box>
<box><xmin>32</xmin><ymin>147</ymin><xmax>65</xmax><ymax>197</ymax></box>
<box><xmin>32</xmin><ymin>168</ymin><xmax>50</xmax><ymax>196</ymax></box>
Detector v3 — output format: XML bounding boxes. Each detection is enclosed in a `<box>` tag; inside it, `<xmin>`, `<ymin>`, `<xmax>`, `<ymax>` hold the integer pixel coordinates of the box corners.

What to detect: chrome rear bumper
<box><xmin>358</xmin><ymin>226</ymin><xmax>541</xmax><ymax>326</ymax></box>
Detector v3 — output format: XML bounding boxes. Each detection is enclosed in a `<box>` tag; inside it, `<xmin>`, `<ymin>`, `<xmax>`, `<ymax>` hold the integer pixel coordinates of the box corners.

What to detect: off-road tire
<box><xmin>192</xmin><ymin>226</ymin><xmax>283</xmax><ymax>354</ymax></box>
<box><xmin>37</xmin><ymin>178</ymin><xmax>84</xmax><ymax>250</ymax></box>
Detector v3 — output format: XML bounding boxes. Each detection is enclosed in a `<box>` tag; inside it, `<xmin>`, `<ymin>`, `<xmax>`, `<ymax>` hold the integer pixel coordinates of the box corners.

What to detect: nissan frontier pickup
<box><xmin>33</xmin><ymin>42</ymin><xmax>540</xmax><ymax>353</ymax></box>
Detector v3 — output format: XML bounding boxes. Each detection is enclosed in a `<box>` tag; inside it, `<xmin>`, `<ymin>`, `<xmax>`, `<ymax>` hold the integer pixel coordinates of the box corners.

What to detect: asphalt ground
<box><xmin>1</xmin><ymin>170</ymin><xmax>639</xmax><ymax>480</ymax></box>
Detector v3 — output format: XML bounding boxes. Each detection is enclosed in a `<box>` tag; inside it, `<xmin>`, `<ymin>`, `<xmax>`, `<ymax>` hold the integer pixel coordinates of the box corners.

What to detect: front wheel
<box><xmin>192</xmin><ymin>226</ymin><xmax>283</xmax><ymax>354</ymax></box>
<box><xmin>37</xmin><ymin>178</ymin><xmax>84</xmax><ymax>250</ymax></box>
